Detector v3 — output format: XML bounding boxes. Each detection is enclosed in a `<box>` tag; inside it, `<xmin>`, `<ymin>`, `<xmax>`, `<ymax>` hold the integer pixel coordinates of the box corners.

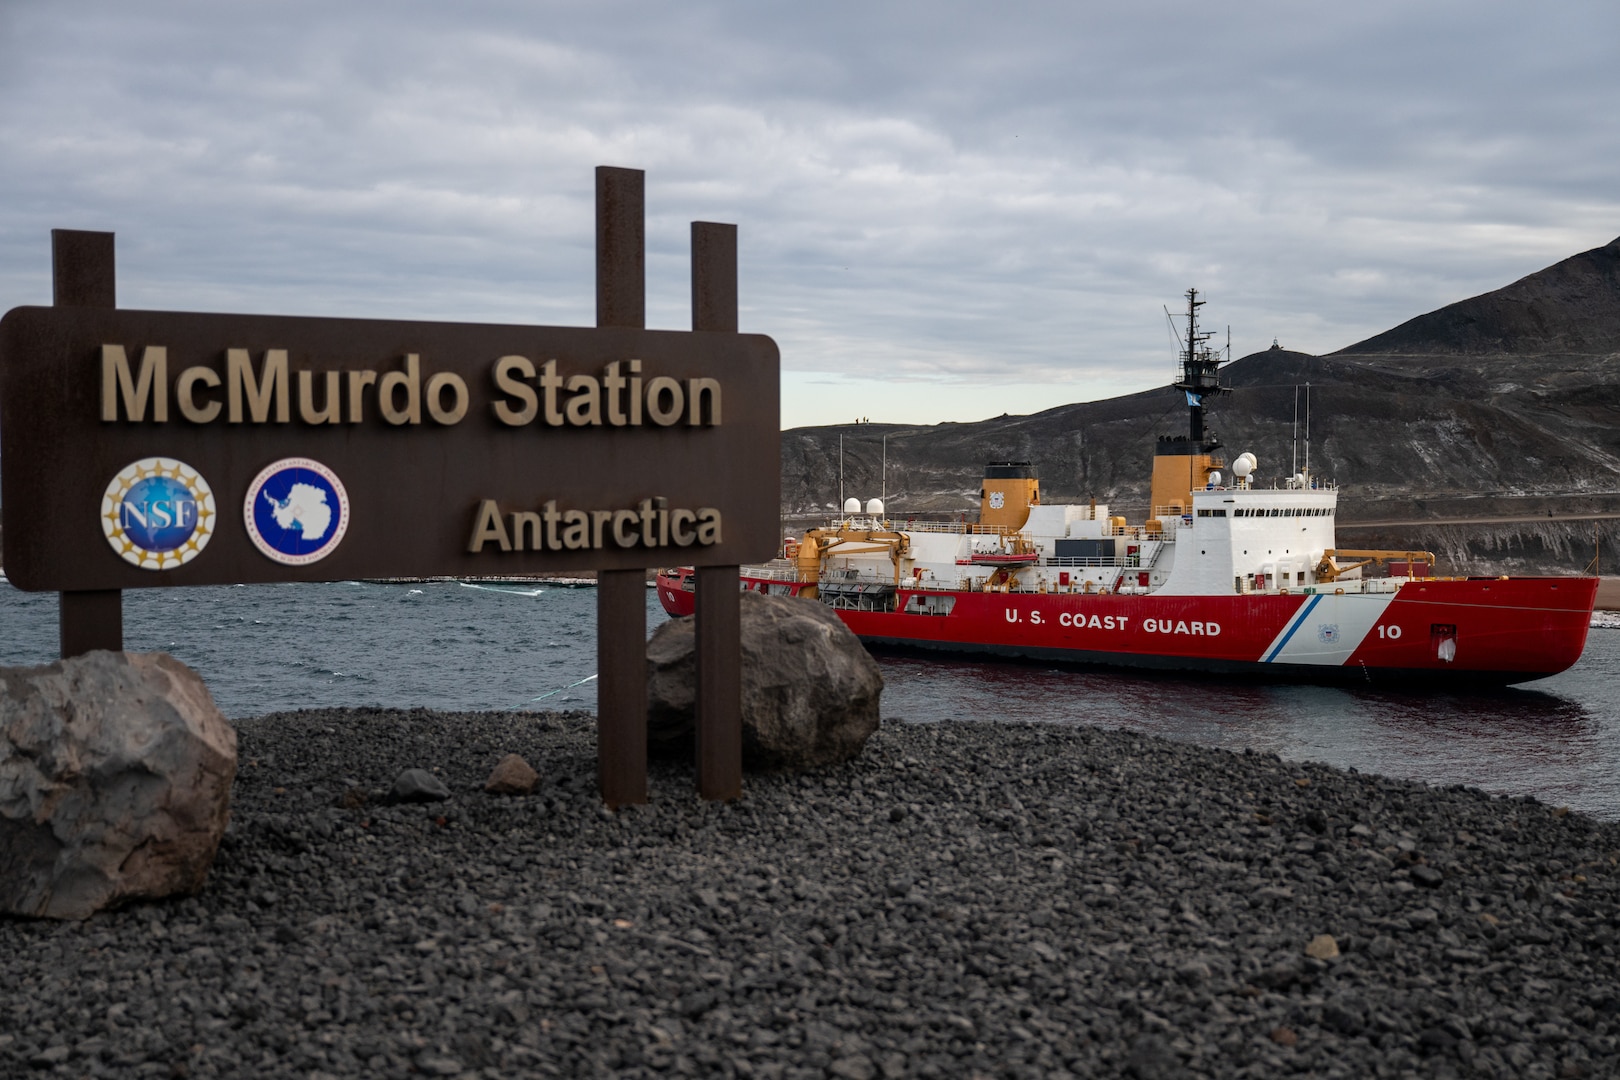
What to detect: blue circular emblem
<box><xmin>123</xmin><ymin>475</ymin><xmax>197</xmax><ymax>551</ymax></box>
<box><xmin>243</xmin><ymin>457</ymin><xmax>350</xmax><ymax>566</ymax></box>
<box><xmin>101</xmin><ymin>458</ymin><xmax>216</xmax><ymax>570</ymax></box>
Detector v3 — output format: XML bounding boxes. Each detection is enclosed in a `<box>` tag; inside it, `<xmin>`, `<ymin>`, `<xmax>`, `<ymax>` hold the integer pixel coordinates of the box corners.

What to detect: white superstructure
<box><xmin>807</xmin><ymin>467</ymin><xmax>1369</xmax><ymax>603</ymax></box>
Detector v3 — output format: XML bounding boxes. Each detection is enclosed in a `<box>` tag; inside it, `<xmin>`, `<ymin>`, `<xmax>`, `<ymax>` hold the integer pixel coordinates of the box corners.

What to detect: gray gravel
<box><xmin>5</xmin><ymin>708</ymin><xmax>1620</xmax><ymax>1079</ymax></box>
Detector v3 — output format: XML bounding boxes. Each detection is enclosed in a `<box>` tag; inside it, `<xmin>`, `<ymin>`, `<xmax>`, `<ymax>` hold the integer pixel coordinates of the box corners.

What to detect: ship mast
<box><xmin>1172</xmin><ymin>288</ymin><xmax>1229</xmax><ymax>449</ymax></box>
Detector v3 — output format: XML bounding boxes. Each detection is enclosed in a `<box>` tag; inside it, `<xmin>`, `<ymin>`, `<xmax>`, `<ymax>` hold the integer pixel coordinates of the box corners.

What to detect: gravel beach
<box><xmin>5</xmin><ymin>708</ymin><xmax>1620</xmax><ymax>1079</ymax></box>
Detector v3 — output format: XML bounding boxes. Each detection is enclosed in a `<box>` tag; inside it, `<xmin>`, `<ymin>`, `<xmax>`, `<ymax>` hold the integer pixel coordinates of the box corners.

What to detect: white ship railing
<box><xmin>1101</xmin><ymin>523</ymin><xmax>1185</xmax><ymax>538</ymax></box>
<box><xmin>1246</xmin><ymin>577</ymin><xmax>1426</xmax><ymax>597</ymax></box>
<box><xmin>821</xmin><ymin>570</ymin><xmax>897</xmax><ymax>586</ymax></box>
<box><xmin>1199</xmin><ymin>479</ymin><xmax>1338</xmax><ymax>492</ymax></box>
<box><xmin>1044</xmin><ymin>555</ymin><xmax>1158</xmax><ymax>569</ymax></box>
<box><xmin>899</xmin><ymin>521</ymin><xmax>1008</xmax><ymax>536</ymax></box>
<box><xmin>741</xmin><ymin>563</ymin><xmax>807</xmax><ymax>583</ymax></box>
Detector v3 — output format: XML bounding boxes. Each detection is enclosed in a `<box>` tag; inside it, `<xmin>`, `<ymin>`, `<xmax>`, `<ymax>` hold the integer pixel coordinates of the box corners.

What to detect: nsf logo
<box><xmin>101</xmin><ymin>458</ymin><xmax>216</xmax><ymax>570</ymax></box>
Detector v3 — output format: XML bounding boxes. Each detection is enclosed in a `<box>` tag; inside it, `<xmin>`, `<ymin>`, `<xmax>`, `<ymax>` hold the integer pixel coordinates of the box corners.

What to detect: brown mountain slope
<box><xmin>782</xmin><ymin>237</ymin><xmax>1620</xmax><ymax>533</ymax></box>
<box><xmin>1338</xmin><ymin>236</ymin><xmax>1620</xmax><ymax>356</ymax></box>
<box><xmin>782</xmin><ymin>350</ymin><xmax>1620</xmax><ymax>519</ymax></box>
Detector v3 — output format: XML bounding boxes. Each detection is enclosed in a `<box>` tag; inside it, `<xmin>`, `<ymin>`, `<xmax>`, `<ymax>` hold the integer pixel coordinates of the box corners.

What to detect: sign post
<box><xmin>692</xmin><ymin>221</ymin><xmax>743</xmax><ymax>802</ymax></box>
<box><xmin>594</xmin><ymin>166</ymin><xmax>650</xmax><ymax>808</ymax></box>
<box><xmin>0</xmin><ymin>168</ymin><xmax>779</xmax><ymax>805</ymax></box>
<box><xmin>52</xmin><ymin>229</ymin><xmax>123</xmax><ymax>658</ymax></box>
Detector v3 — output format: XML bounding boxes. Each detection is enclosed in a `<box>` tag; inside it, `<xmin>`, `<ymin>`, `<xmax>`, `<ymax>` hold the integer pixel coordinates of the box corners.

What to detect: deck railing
<box><xmin>743</xmin><ymin>562</ymin><xmax>814</xmax><ymax>583</ymax></box>
<box><xmin>897</xmin><ymin>521</ymin><xmax>1007</xmax><ymax>536</ymax></box>
<box><xmin>1044</xmin><ymin>556</ymin><xmax>1143</xmax><ymax>568</ymax></box>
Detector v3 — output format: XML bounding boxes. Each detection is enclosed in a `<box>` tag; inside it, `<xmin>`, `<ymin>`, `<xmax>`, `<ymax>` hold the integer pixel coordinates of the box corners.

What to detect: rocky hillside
<box><xmin>783</xmin><ymin>236</ymin><xmax>1620</xmax><ymax>558</ymax></box>
<box><xmin>1340</xmin><ymin>236</ymin><xmax>1620</xmax><ymax>357</ymax></box>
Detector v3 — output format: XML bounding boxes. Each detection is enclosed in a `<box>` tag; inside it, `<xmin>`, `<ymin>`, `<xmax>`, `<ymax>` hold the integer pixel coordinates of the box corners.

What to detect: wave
<box><xmin>456</xmin><ymin>581</ymin><xmax>549</xmax><ymax>598</ymax></box>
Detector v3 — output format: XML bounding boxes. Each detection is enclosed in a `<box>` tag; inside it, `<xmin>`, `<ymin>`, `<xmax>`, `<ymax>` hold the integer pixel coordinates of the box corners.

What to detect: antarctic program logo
<box><xmin>244</xmin><ymin>457</ymin><xmax>350</xmax><ymax>566</ymax></box>
<box><xmin>101</xmin><ymin>457</ymin><xmax>216</xmax><ymax>570</ymax></box>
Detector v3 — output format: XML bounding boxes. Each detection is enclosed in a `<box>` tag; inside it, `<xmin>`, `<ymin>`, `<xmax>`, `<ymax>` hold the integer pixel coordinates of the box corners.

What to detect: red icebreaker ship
<box><xmin>658</xmin><ymin>291</ymin><xmax>1596</xmax><ymax>686</ymax></box>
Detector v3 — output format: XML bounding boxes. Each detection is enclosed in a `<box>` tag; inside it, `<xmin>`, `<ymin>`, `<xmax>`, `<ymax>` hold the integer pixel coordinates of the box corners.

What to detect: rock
<box><xmin>389</xmin><ymin>768</ymin><xmax>451</xmax><ymax>803</ymax></box>
<box><xmin>1124</xmin><ymin>1033</ymin><xmax>1182</xmax><ymax>1079</ymax></box>
<box><xmin>1305</xmin><ymin>933</ymin><xmax>1341</xmax><ymax>960</ymax></box>
<box><xmin>484</xmin><ymin>753</ymin><xmax>539</xmax><ymax>795</ymax></box>
<box><xmin>29</xmin><ymin>1046</ymin><xmax>71</xmax><ymax>1067</ymax></box>
<box><xmin>645</xmin><ymin>592</ymin><xmax>883</xmax><ymax>769</ymax></box>
<box><xmin>0</xmin><ymin>651</ymin><xmax>237</xmax><ymax>920</ymax></box>
<box><xmin>1175</xmin><ymin>960</ymin><xmax>1211</xmax><ymax>986</ymax></box>
<box><xmin>830</xmin><ymin>1054</ymin><xmax>877</xmax><ymax>1080</ymax></box>
<box><xmin>1322</xmin><ymin>997</ymin><xmax>1367</xmax><ymax>1035</ymax></box>
<box><xmin>1269</xmin><ymin>1027</ymin><xmax>1299</xmax><ymax>1048</ymax></box>
<box><xmin>1411</xmin><ymin>864</ymin><xmax>1445</xmax><ymax>888</ymax></box>
<box><xmin>1254</xmin><ymin>959</ymin><xmax>1303</xmax><ymax>989</ymax></box>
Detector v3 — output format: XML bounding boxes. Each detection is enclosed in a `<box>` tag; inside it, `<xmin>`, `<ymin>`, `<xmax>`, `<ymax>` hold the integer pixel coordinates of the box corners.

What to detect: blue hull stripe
<box><xmin>1263</xmin><ymin>594</ymin><xmax>1323</xmax><ymax>663</ymax></box>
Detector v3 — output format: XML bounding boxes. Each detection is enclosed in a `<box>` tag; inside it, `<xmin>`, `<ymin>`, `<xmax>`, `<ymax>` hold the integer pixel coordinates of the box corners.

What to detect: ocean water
<box><xmin>0</xmin><ymin>578</ymin><xmax>633</xmax><ymax>715</ymax></box>
<box><xmin>3</xmin><ymin>578</ymin><xmax>1619</xmax><ymax>818</ymax></box>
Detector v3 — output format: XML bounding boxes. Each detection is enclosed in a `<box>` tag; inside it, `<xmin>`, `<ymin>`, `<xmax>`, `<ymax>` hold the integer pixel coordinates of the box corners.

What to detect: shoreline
<box><xmin>4</xmin><ymin>570</ymin><xmax>1619</xmax><ymax>610</ymax></box>
<box><xmin>5</xmin><ymin>709</ymin><xmax>1617</xmax><ymax>1076</ymax></box>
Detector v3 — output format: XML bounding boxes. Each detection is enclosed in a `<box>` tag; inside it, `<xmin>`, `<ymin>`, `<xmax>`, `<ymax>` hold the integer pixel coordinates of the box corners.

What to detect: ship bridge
<box><xmin>1152</xmin><ymin>482</ymin><xmax>1339</xmax><ymax>596</ymax></box>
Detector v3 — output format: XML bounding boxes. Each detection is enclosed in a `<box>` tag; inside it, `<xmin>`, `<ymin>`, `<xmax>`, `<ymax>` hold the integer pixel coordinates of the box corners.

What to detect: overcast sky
<box><xmin>3</xmin><ymin>1</ymin><xmax>1616</xmax><ymax>429</ymax></box>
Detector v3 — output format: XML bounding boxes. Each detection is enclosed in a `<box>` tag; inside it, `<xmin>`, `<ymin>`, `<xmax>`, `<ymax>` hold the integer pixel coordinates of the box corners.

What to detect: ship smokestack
<box><xmin>980</xmin><ymin>462</ymin><xmax>1039</xmax><ymax>531</ymax></box>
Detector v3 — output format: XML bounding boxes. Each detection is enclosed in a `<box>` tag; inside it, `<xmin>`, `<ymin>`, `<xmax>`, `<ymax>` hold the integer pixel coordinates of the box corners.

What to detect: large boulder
<box><xmin>0</xmin><ymin>651</ymin><xmax>237</xmax><ymax>920</ymax></box>
<box><xmin>647</xmin><ymin>592</ymin><xmax>883</xmax><ymax>769</ymax></box>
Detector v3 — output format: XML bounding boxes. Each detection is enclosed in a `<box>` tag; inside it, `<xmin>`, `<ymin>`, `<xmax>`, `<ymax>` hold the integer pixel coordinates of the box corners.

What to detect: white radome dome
<box><xmin>865</xmin><ymin>498</ymin><xmax>885</xmax><ymax>516</ymax></box>
<box><xmin>843</xmin><ymin>497</ymin><xmax>862</xmax><ymax>514</ymax></box>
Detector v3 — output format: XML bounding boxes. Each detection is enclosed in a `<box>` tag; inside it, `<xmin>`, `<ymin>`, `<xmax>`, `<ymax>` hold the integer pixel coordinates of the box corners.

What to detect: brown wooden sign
<box><xmin>4</xmin><ymin>168</ymin><xmax>756</xmax><ymax>807</ymax></box>
<box><xmin>0</xmin><ymin>308</ymin><xmax>779</xmax><ymax>591</ymax></box>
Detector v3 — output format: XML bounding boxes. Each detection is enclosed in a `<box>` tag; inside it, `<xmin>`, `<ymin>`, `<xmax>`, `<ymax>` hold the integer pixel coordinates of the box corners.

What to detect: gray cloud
<box><xmin>2</xmin><ymin>0</ymin><xmax>1615</xmax><ymax>426</ymax></box>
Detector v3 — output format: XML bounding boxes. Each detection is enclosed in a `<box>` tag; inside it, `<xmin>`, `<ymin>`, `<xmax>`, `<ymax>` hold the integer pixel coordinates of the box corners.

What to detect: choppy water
<box><xmin>0</xmin><ymin>578</ymin><xmax>629</xmax><ymax>714</ymax></box>
<box><xmin>3</xmin><ymin>578</ymin><xmax>1619</xmax><ymax>818</ymax></box>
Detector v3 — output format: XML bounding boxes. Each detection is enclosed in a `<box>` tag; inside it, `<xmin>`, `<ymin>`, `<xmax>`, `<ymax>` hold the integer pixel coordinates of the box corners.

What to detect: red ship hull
<box><xmin>656</xmin><ymin>570</ymin><xmax>1596</xmax><ymax>686</ymax></box>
